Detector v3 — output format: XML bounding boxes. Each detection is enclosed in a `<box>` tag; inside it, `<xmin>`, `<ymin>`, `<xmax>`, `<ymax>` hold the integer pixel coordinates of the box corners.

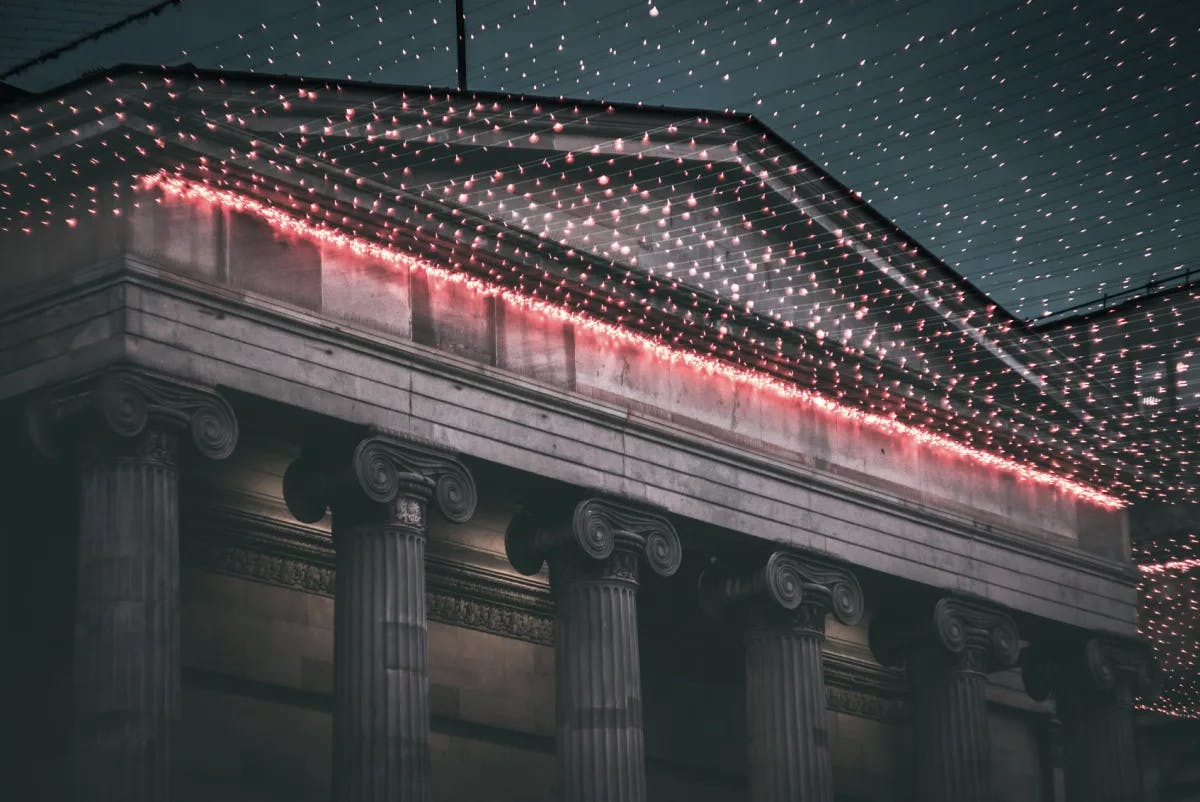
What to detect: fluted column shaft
<box><xmin>32</xmin><ymin>367</ymin><xmax>239</xmax><ymax>802</ymax></box>
<box><xmin>333</xmin><ymin>489</ymin><xmax>431</xmax><ymax>802</ymax></box>
<box><xmin>552</xmin><ymin>553</ymin><xmax>646</xmax><ymax>802</ymax></box>
<box><xmin>284</xmin><ymin>434</ymin><xmax>477</xmax><ymax>802</ymax></box>
<box><xmin>506</xmin><ymin>497</ymin><xmax>681</xmax><ymax>802</ymax></box>
<box><xmin>73</xmin><ymin>425</ymin><xmax>180</xmax><ymax>802</ymax></box>
<box><xmin>908</xmin><ymin>649</ymin><xmax>991</xmax><ymax>802</ymax></box>
<box><xmin>700</xmin><ymin>551</ymin><xmax>862</xmax><ymax>802</ymax></box>
<box><xmin>870</xmin><ymin>595</ymin><xmax>1019</xmax><ymax>802</ymax></box>
<box><xmin>1059</xmin><ymin>693</ymin><xmax>1141</xmax><ymax>802</ymax></box>
<box><xmin>1022</xmin><ymin>636</ymin><xmax>1154</xmax><ymax>802</ymax></box>
<box><xmin>744</xmin><ymin>615</ymin><xmax>833</xmax><ymax>802</ymax></box>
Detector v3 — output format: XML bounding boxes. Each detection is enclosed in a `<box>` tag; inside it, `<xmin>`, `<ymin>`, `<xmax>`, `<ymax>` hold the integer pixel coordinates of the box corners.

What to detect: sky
<box><xmin>1</xmin><ymin>0</ymin><xmax>1197</xmax><ymax>320</ymax></box>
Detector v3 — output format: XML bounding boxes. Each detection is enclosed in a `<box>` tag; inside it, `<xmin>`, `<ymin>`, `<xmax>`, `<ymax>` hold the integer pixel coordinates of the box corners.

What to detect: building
<box><xmin>0</xmin><ymin>66</ymin><xmax>1162</xmax><ymax>801</ymax></box>
<box><xmin>1039</xmin><ymin>283</ymin><xmax>1200</xmax><ymax>800</ymax></box>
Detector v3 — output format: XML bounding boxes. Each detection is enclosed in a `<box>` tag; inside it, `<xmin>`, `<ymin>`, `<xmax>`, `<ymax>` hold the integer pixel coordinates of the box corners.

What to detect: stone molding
<box><xmin>283</xmin><ymin>433</ymin><xmax>477</xmax><ymax>526</ymax></box>
<box><xmin>870</xmin><ymin>595</ymin><xmax>1020</xmax><ymax>675</ymax></box>
<box><xmin>27</xmin><ymin>364</ymin><xmax>239</xmax><ymax>461</ymax></box>
<box><xmin>186</xmin><ymin>506</ymin><xmax>554</xmax><ymax>645</ymax></box>
<box><xmin>505</xmin><ymin>497</ymin><xmax>682</xmax><ymax>583</ymax></box>
<box><xmin>0</xmin><ymin>269</ymin><xmax>1139</xmax><ymax>639</ymax></box>
<box><xmin>183</xmin><ymin>505</ymin><xmax>907</xmax><ymax>720</ymax></box>
<box><xmin>699</xmin><ymin>550</ymin><xmax>864</xmax><ymax>634</ymax></box>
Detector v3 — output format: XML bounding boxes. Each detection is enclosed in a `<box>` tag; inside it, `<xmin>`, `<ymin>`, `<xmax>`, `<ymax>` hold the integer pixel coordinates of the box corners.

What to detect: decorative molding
<box><xmin>506</xmin><ymin>496</ymin><xmax>682</xmax><ymax>581</ymax></box>
<box><xmin>184</xmin><ymin>504</ymin><xmax>909</xmax><ymax>719</ymax></box>
<box><xmin>699</xmin><ymin>550</ymin><xmax>864</xmax><ymax>632</ymax></box>
<box><xmin>826</xmin><ymin>684</ymin><xmax>908</xmax><ymax>723</ymax></box>
<box><xmin>823</xmin><ymin>649</ymin><xmax>910</xmax><ymax>723</ymax></box>
<box><xmin>184</xmin><ymin>505</ymin><xmax>554</xmax><ymax>646</ymax></box>
<box><xmin>283</xmin><ymin>433</ymin><xmax>476</xmax><ymax>525</ymax></box>
<box><xmin>27</xmin><ymin>365</ymin><xmax>238</xmax><ymax>461</ymax></box>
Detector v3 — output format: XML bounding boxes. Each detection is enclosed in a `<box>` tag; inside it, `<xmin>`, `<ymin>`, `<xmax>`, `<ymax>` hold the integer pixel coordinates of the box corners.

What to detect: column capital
<box><xmin>505</xmin><ymin>497</ymin><xmax>681</xmax><ymax>582</ymax></box>
<box><xmin>27</xmin><ymin>365</ymin><xmax>238</xmax><ymax>461</ymax></box>
<box><xmin>699</xmin><ymin>550</ymin><xmax>864</xmax><ymax>634</ymax></box>
<box><xmin>871</xmin><ymin>594</ymin><xmax>1020</xmax><ymax>675</ymax></box>
<box><xmin>283</xmin><ymin>433</ymin><xmax>477</xmax><ymax>527</ymax></box>
<box><xmin>1023</xmin><ymin>634</ymin><xmax>1158</xmax><ymax>708</ymax></box>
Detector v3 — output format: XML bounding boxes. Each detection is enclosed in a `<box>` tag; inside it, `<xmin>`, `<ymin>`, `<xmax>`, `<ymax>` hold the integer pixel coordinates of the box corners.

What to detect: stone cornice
<box><xmin>160</xmin><ymin>268</ymin><xmax>1132</xmax><ymax>580</ymax></box>
<box><xmin>1</xmin><ymin>266</ymin><xmax>1136</xmax><ymax>596</ymax></box>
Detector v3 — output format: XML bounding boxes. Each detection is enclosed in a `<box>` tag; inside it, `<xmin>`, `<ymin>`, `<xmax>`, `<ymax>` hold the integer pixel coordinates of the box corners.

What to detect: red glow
<box><xmin>141</xmin><ymin>171</ymin><xmax>1124</xmax><ymax>510</ymax></box>
<box><xmin>1139</xmin><ymin>557</ymin><xmax>1200</xmax><ymax>574</ymax></box>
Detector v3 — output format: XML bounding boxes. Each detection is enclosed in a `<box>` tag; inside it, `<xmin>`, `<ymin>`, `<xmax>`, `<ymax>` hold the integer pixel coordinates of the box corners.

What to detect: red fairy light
<box><xmin>141</xmin><ymin>170</ymin><xmax>1122</xmax><ymax>509</ymax></box>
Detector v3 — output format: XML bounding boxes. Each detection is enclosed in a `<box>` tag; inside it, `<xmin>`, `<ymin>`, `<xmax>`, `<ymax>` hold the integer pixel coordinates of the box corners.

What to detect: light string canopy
<box><xmin>141</xmin><ymin>168</ymin><xmax>1123</xmax><ymax>509</ymax></box>
<box><xmin>1</xmin><ymin>64</ymin><xmax>1190</xmax><ymax>507</ymax></box>
<box><xmin>1135</xmin><ymin>532</ymin><xmax>1200</xmax><ymax>719</ymax></box>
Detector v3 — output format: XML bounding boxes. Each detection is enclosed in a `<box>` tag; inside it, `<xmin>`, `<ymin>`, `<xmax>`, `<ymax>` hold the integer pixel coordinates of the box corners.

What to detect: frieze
<box><xmin>183</xmin><ymin>504</ymin><xmax>555</xmax><ymax>646</ymax></box>
<box><xmin>184</xmin><ymin>504</ymin><xmax>907</xmax><ymax>719</ymax></box>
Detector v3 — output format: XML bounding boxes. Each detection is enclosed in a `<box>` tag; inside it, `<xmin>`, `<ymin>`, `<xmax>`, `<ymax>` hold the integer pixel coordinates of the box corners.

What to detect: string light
<box><xmin>140</xmin><ymin>169</ymin><xmax>1126</xmax><ymax>508</ymax></box>
<box><xmin>1135</xmin><ymin>532</ymin><xmax>1200</xmax><ymax>718</ymax></box>
<box><xmin>1</xmin><ymin>0</ymin><xmax>1194</xmax><ymax>510</ymax></box>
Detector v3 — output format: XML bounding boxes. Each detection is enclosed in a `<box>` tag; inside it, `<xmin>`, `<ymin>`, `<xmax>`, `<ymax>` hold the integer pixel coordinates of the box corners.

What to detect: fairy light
<box><xmin>1135</xmin><ymin>532</ymin><xmax>1200</xmax><ymax>718</ymax></box>
<box><xmin>0</xmin><ymin>0</ymin><xmax>1194</xmax><ymax>720</ymax></box>
<box><xmin>140</xmin><ymin>169</ymin><xmax>1123</xmax><ymax>509</ymax></box>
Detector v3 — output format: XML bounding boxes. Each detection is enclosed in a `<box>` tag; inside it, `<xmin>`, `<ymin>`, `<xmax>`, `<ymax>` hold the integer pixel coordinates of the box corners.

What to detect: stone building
<box><xmin>0</xmin><ymin>66</ymin><xmax>1159</xmax><ymax>801</ymax></box>
<box><xmin>1038</xmin><ymin>283</ymin><xmax>1200</xmax><ymax>800</ymax></box>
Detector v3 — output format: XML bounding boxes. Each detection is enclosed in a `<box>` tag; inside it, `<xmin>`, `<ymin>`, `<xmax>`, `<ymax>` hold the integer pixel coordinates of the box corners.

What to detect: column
<box><xmin>1023</xmin><ymin>634</ymin><xmax>1156</xmax><ymax>802</ymax></box>
<box><xmin>506</xmin><ymin>498</ymin><xmax>682</xmax><ymax>802</ymax></box>
<box><xmin>699</xmin><ymin>551</ymin><xmax>864</xmax><ymax>802</ymax></box>
<box><xmin>28</xmin><ymin>366</ymin><xmax>239</xmax><ymax>802</ymax></box>
<box><xmin>869</xmin><ymin>595</ymin><xmax>1020</xmax><ymax>802</ymax></box>
<box><xmin>283</xmin><ymin>434</ymin><xmax>477</xmax><ymax>802</ymax></box>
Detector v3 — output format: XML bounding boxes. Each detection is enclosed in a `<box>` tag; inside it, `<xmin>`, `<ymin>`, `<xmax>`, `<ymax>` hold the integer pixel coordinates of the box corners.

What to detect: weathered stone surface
<box><xmin>871</xmin><ymin>595</ymin><xmax>1019</xmax><ymax>802</ymax></box>
<box><xmin>1023</xmin><ymin>634</ymin><xmax>1156</xmax><ymax>802</ymax></box>
<box><xmin>700</xmin><ymin>551</ymin><xmax>863</xmax><ymax>802</ymax></box>
<box><xmin>507</xmin><ymin>498</ymin><xmax>681</xmax><ymax>802</ymax></box>
<box><xmin>284</xmin><ymin>434</ymin><xmax>477</xmax><ymax>802</ymax></box>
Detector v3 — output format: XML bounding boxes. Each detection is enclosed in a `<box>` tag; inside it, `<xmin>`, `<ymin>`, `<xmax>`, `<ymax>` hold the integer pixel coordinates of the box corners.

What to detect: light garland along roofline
<box><xmin>0</xmin><ymin>67</ymin><xmax>1135</xmax><ymax>456</ymax></box>
<box><xmin>141</xmin><ymin>171</ymin><xmax>1125</xmax><ymax>510</ymax></box>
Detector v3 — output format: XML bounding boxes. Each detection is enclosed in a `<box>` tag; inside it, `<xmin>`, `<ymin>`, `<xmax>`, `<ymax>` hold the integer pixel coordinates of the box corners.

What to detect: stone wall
<box><xmin>165</xmin><ymin>429</ymin><xmax>1055</xmax><ymax>802</ymax></box>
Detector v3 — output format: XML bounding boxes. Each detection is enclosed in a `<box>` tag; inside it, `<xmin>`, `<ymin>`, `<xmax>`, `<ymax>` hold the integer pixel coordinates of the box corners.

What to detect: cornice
<box><xmin>93</xmin><ymin>264</ymin><xmax>1138</xmax><ymax>589</ymax></box>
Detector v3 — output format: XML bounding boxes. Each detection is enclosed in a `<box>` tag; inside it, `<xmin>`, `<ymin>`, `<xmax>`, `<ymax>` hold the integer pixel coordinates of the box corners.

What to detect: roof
<box><xmin>0</xmin><ymin>64</ymin><xmax>1166</xmax><ymax>503</ymax></box>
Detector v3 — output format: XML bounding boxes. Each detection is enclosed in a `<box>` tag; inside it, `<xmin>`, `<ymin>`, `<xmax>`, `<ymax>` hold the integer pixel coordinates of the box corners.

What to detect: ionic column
<box><xmin>506</xmin><ymin>498</ymin><xmax>682</xmax><ymax>802</ymax></box>
<box><xmin>28</xmin><ymin>367</ymin><xmax>239</xmax><ymax>802</ymax></box>
<box><xmin>283</xmin><ymin>434</ymin><xmax>476</xmax><ymax>802</ymax></box>
<box><xmin>870</xmin><ymin>595</ymin><xmax>1020</xmax><ymax>802</ymax></box>
<box><xmin>699</xmin><ymin>551</ymin><xmax>864</xmax><ymax>802</ymax></box>
<box><xmin>1023</xmin><ymin>635</ymin><xmax>1156</xmax><ymax>802</ymax></box>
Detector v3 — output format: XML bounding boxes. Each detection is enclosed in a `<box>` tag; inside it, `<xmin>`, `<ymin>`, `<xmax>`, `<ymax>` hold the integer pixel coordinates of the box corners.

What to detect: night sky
<box><xmin>1</xmin><ymin>0</ymin><xmax>1198</xmax><ymax>319</ymax></box>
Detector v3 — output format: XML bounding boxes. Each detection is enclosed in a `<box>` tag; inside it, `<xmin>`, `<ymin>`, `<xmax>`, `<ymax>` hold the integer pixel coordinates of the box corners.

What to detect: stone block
<box><xmin>320</xmin><ymin>245</ymin><xmax>413</xmax><ymax>340</ymax></box>
<box><xmin>226</xmin><ymin>210</ymin><xmax>322</xmax><ymax>310</ymax></box>
<box><xmin>127</xmin><ymin>189</ymin><xmax>223</xmax><ymax>280</ymax></box>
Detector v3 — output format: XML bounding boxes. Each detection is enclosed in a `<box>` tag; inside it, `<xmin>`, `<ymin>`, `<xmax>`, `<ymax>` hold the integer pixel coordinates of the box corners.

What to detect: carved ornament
<box><xmin>27</xmin><ymin>366</ymin><xmax>238</xmax><ymax>460</ymax></box>
<box><xmin>505</xmin><ymin>497</ymin><xmax>682</xmax><ymax>584</ymax></box>
<box><xmin>283</xmin><ymin>433</ymin><xmax>476</xmax><ymax>527</ymax></box>
<box><xmin>699</xmin><ymin>550</ymin><xmax>864</xmax><ymax>635</ymax></box>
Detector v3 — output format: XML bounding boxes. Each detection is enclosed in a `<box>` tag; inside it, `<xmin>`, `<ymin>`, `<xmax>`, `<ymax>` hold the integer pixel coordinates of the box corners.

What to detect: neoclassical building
<box><xmin>0</xmin><ymin>66</ymin><xmax>1159</xmax><ymax>801</ymax></box>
